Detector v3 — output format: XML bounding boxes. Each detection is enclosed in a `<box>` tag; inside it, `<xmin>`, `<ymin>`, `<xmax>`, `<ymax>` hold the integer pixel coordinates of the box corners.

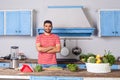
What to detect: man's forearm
<box><xmin>47</xmin><ymin>47</ymin><xmax>61</xmax><ymax>53</ymax></box>
<box><xmin>37</xmin><ymin>46</ymin><xmax>54</xmax><ymax>52</ymax></box>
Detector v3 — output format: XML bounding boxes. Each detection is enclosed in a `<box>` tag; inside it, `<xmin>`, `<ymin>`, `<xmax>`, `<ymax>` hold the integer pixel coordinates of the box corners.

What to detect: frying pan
<box><xmin>72</xmin><ymin>40</ymin><xmax>82</xmax><ymax>56</ymax></box>
<box><xmin>60</xmin><ymin>39</ymin><xmax>69</xmax><ymax>57</ymax></box>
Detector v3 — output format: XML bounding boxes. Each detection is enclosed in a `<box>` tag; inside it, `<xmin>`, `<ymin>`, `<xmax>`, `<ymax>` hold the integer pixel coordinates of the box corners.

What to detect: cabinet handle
<box><xmin>116</xmin><ymin>31</ymin><xmax>118</xmax><ymax>34</ymax></box>
<box><xmin>112</xmin><ymin>32</ymin><xmax>114</xmax><ymax>34</ymax></box>
<box><xmin>3</xmin><ymin>64</ymin><xmax>5</xmax><ymax>66</ymax></box>
<box><xmin>19</xmin><ymin>31</ymin><xmax>21</xmax><ymax>33</ymax></box>
<box><xmin>16</xmin><ymin>31</ymin><xmax>18</xmax><ymax>33</ymax></box>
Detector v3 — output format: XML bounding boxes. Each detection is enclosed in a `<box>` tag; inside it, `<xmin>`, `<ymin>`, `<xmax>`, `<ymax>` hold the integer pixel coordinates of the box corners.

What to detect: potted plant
<box><xmin>79</xmin><ymin>50</ymin><xmax>116</xmax><ymax>73</ymax></box>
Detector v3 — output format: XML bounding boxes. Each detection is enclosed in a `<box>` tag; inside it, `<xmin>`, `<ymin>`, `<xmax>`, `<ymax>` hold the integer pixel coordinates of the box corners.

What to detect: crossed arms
<box><xmin>36</xmin><ymin>43</ymin><xmax>61</xmax><ymax>53</ymax></box>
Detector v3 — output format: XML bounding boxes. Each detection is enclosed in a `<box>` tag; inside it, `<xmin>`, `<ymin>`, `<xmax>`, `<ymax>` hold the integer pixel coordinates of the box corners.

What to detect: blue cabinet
<box><xmin>100</xmin><ymin>11</ymin><xmax>115</xmax><ymax>36</ymax></box>
<box><xmin>0</xmin><ymin>63</ymin><xmax>9</xmax><ymax>68</ymax></box>
<box><xmin>19</xmin><ymin>11</ymin><xmax>31</xmax><ymax>35</ymax></box>
<box><xmin>56</xmin><ymin>77</ymin><xmax>83</xmax><ymax>80</ymax></box>
<box><xmin>115</xmin><ymin>11</ymin><xmax>120</xmax><ymax>36</ymax></box>
<box><xmin>6</xmin><ymin>11</ymin><xmax>19</xmax><ymax>35</ymax></box>
<box><xmin>100</xmin><ymin>10</ymin><xmax>120</xmax><ymax>36</ymax></box>
<box><xmin>30</xmin><ymin>76</ymin><xmax>83</xmax><ymax>80</ymax></box>
<box><xmin>77</xmin><ymin>64</ymin><xmax>86</xmax><ymax>69</ymax></box>
<box><xmin>57</xmin><ymin>64</ymin><xmax>66</xmax><ymax>68</ymax></box>
<box><xmin>30</xmin><ymin>76</ymin><xmax>56</xmax><ymax>80</ymax></box>
<box><xmin>6</xmin><ymin>11</ymin><xmax>32</xmax><ymax>35</ymax></box>
<box><xmin>0</xmin><ymin>11</ymin><xmax>4</xmax><ymax>35</ymax></box>
<box><xmin>111</xmin><ymin>64</ymin><xmax>119</xmax><ymax>70</ymax></box>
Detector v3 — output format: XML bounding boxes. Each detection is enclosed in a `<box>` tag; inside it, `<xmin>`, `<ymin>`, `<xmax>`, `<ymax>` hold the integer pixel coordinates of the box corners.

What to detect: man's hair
<box><xmin>44</xmin><ymin>20</ymin><xmax>52</xmax><ymax>26</ymax></box>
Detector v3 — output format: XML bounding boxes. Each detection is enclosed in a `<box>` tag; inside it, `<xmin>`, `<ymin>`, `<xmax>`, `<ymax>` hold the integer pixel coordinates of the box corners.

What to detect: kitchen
<box><xmin>0</xmin><ymin>0</ymin><xmax>120</xmax><ymax>80</ymax></box>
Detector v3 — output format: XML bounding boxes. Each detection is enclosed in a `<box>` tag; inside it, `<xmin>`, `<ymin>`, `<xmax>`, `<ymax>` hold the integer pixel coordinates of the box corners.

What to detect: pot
<box><xmin>72</xmin><ymin>40</ymin><xmax>82</xmax><ymax>56</ymax></box>
<box><xmin>60</xmin><ymin>39</ymin><xmax>69</xmax><ymax>57</ymax></box>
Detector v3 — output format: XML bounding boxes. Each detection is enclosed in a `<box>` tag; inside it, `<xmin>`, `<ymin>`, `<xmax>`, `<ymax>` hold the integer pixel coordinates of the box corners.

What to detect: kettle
<box><xmin>10</xmin><ymin>58</ymin><xmax>19</xmax><ymax>69</ymax></box>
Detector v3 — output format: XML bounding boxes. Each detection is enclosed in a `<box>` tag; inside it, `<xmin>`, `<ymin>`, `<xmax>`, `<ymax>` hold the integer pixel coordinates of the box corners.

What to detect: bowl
<box><xmin>86</xmin><ymin>63</ymin><xmax>111</xmax><ymax>73</ymax></box>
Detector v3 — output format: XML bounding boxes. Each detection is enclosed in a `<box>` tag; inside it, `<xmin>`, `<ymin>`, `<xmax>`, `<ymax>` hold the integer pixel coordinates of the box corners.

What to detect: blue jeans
<box><xmin>39</xmin><ymin>64</ymin><xmax>57</xmax><ymax>68</ymax></box>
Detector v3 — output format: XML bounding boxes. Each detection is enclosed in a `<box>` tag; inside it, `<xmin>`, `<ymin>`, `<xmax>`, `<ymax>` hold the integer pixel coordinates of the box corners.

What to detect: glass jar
<box><xmin>10</xmin><ymin>46</ymin><xmax>19</xmax><ymax>59</ymax></box>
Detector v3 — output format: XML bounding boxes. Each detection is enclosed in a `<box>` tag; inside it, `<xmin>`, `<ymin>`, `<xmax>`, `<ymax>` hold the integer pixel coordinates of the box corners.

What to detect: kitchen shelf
<box><xmin>37</xmin><ymin>28</ymin><xmax>95</xmax><ymax>37</ymax></box>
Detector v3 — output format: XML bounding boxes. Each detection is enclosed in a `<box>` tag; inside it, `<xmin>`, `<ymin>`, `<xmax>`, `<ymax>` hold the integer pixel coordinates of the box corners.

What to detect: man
<box><xmin>36</xmin><ymin>20</ymin><xmax>61</xmax><ymax>67</ymax></box>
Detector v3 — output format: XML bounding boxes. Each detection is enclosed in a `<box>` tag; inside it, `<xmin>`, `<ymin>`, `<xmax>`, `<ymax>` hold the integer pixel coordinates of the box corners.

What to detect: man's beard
<box><xmin>44</xmin><ymin>29</ymin><xmax>52</xmax><ymax>33</ymax></box>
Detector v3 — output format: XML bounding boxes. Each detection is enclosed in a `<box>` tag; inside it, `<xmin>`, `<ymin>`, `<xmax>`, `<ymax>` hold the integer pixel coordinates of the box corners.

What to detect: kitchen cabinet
<box><xmin>30</xmin><ymin>76</ymin><xmax>83</xmax><ymax>80</ymax></box>
<box><xmin>6</xmin><ymin>11</ymin><xmax>32</xmax><ymax>36</ymax></box>
<box><xmin>99</xmin><ymin>10</ymin><xmax>120</xmax><ymax>36</ymax></box>
<box><xmin>56</xmin><ymin>77</ymin><xmax>83</xmax><ymax>80</ymax></box>
<box><xmin>84</xmin><ymin>78</ymin><xmax>120</xmax><ymax>80</ymax></box>
<box><xmin>84</xmin><ymin>78</ymin><xmax>105</xmax><ymax>80</ymax></box>
<box><xmin>0</xmin><ymin>63</ymin><xmax>9</xmax><ymax>68</ymax></box>
<box><xmin>0</xmin><ymin>11</ymin><xmax>4</xmax><ymax>35</ymax></box>
<box><xmin>30</xmin><ymin>76</ymin><xmax>56</xmax><ymax>80</ymax></box>
<box><xmin>57</xmin><ymin>64</ymin><xmax>66</xmax><ymax>68</ymax></box>
<box><xmin>77</xmin><ymin>64</ymin><xmax>86</xmax><ymax>69</ymax></box>
<box><xmin>111</xmin><ymin>64</ymin><xmax>119</xmax><ymax>69</ymax></box>
<box><xmin>19</xmin><ymin>63</ymin><xmax>37</xmax><ymax>68</ymax></box>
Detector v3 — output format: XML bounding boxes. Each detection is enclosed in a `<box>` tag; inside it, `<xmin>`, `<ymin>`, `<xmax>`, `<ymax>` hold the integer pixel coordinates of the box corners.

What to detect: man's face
<box><xmin>44</xmin><ymin>23</ymin><xmax>52</xmax><ymax>33</ymax></box>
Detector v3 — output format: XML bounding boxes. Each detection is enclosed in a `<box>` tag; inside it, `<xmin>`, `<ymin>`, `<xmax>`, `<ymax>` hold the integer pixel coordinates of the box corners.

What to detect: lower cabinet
<box><xmin>111</xmin><ymin>64</ymin><xmax>119</xmax><ymax>70</ymax></box>
<box><xmin>15</xmin><ymin>63</ymin><xmax>120</xmax><ymax>70</ymax></box>
<box><xmin>30</xmin><ymin>76</ymin><xmax>120</xmax><ymax>80</ymax></box>
<box><xmin>84</xmin><ymin>78</ymin><xmax>120</xmax><ymax>80</ymax></box>
<box><xmin>78</xmin><ymin>64</ymin><xmax>120</xmax><ymax>70</ymax></box>
<box><xmin>0</xmin><ymin>63</ymin><xmax>119</xmax><ymax>70</ymax></box>
<box><xmin>77</xmin><ymin>64</ymin><xmax>86</xmax><ymax>69</ymax></box>
<box><xmin>19</xmin><ymin>63</ymin><xmax>37</xmax><ymax>68</ymax></box>
<box><xmin>56</xmin><ymin>77</ymin><xmax>83</xmax><ymax>80</ymax></box>
<box><xmin>30</xmin><ymin>76</ymin><xmax>83</xmax><ymax>80</ymax></box>
<box><xmin>0</xmin><ymin>63</ymin><xmax>9</xmax><ymax>68</ymax></box>
<box><xmin>30</xmin><ymin>76</ymin><xmax>56</xmax><ymax>80</ymax></box>
<box><xmin>57</xmin><ymin>64</ymin><xmax>66</xmax><ymax>68</ymax></box>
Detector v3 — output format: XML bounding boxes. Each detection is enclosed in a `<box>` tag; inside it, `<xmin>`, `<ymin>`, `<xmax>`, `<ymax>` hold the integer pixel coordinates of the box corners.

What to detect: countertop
<box><xmin>0</xmin><ymin>68</ymin><xmax>120</xmax><ymax>77</ymax></box>
<box><xmin>0</xmin><ymin>59</ymin><xmax>120</xmax><ymax>78</ymax></box>
<box><xmin>0</xmin><ymin>59</ymin><xmax>120</xmax><ymax>64</ymax></box>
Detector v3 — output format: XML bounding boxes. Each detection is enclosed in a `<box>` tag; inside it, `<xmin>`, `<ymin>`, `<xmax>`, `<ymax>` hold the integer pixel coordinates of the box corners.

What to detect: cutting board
<box><xmin>43</xmin><ymin>68</ymin><xmax>63</xmax><ymax>71</ymax></box>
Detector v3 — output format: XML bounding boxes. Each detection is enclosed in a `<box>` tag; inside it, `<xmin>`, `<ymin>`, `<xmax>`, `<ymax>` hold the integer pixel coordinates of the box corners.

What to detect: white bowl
<box><xmin>86</xmin><ymin>63</ymin><xmax>111</xmax><ymax>73</ymax></box>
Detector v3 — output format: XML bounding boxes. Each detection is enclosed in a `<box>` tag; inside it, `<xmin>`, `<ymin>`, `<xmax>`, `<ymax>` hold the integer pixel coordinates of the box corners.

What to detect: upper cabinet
<box><xmin>0</xmin><ymin>10</ymin><xmax>33</xmax><ymax>36</ymax></box>
<box><xmin>0</xmin><ymin>11</ymin><xmax>4</xmax><ymax>35</ymax></box>
<box><xmin>99</xmin><ymin>10</ymin><xmax>120</xmax><ymax>36</ymax></box>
